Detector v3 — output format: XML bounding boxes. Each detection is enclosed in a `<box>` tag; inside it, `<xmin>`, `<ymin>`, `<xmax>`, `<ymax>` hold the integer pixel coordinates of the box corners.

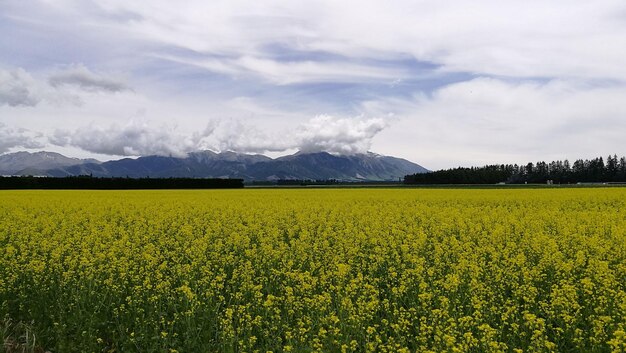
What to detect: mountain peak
<box><xmin>0</xmin><ymin>151</ymin><xmax>101</xmax><ymax>176</ymax></box>
<box><xmin>2</xmin><ymin>150</ymin><xmax>428</xmax><ymax>181</ymax></box>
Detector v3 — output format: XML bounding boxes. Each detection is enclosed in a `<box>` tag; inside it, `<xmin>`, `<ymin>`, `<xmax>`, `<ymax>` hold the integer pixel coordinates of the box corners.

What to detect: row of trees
<box><xmin>0</xmin><ymin>176</ymin><xmax>244</xmax><ymax>189</ymax></box>
<box><xmin>405</xmin><ymin>155</ymin><xmax>626</xmax><ymax>184</ymax></box>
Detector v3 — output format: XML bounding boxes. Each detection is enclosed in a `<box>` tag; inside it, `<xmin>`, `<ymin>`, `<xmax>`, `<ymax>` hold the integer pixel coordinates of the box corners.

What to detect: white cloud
<box><xmin>195</xmin><ymin>115</ymin><xmax>387</xmax><ymax>154</ymax></box>
<box><xmin>366</xmin><ymin>78</ymin><xmax>626</xmax><ymax>168</ymax></box>
<box><xmin>39</xmin><ymin>0</ymin><xmax>626</xmax><ymax>82</ymax></box>
<box><xmin>156</xmin><ymin>55</ymin><xmax>406</xmax><ymax>85</ymax></box>
<box><xmin>50</xmin><ymin>120</ymin><xmax>197</xmax><ymax>157</ymax></box>
<box><xmin>194</xmin><ymin>118</ymin><xmax>291</xmax><ymax>153</ymax></box>
<box><xmin>0</xmin><ymin>65</ymin><xmax>130</xmax><ymax>108</ymax></box>
<box><xmin>3</xmin><ymin>1</ymin><xmax>626</xmax><ymax>167</ymax></box>
<box><xmin>296</xmin><ymin>115</ymin><xmax>387</xmax><ymax>154</ymax></box>
<box><xmin>0</xmin><ymin>69</ymin><xmax>41</xmax><ymax>107</ymax></box>
<box><xmin>50</xmin><ymin>115</ymin><xmax>389</xmax><ymax>157</ymax></box>
<box><xmin>0</xmin><ymin>123</ymin><xmax>44</xmax><ymax>153</ymax></box>
<box><xmin>48</xmin><ymin>64</ymin><xmax>130</xmax><ymax>93</ymax></box>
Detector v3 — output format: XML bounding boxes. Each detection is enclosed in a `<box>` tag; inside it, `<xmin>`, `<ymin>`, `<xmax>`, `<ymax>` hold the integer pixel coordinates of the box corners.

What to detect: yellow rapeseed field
<box><xmin>1</xmin><ymin>188</ymin><xmax>626</xmax><ymax>352</ymax></box>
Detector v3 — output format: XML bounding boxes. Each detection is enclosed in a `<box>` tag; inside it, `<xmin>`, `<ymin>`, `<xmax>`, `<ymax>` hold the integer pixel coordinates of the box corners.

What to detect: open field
<box><xmin>2</xmin><ymin>189</ymin><xmax>626</xmax><ymax>352</ymax></box>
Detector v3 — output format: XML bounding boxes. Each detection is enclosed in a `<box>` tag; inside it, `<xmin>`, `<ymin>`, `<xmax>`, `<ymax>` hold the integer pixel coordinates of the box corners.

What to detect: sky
<box><xmin>1</xmin><ymin>0</ymin><xmax>626</xmax><ymax>169</ymax></box>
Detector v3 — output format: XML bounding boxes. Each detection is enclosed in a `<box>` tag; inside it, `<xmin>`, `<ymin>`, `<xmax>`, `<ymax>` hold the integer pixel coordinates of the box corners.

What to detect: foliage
<box><xmin>405</xmin><ymin>155</ymin><xmax>626</xmax><ymax>184</ymax></box>
<box><xmin>0</xmin><ymin>176</ymin><xmax>243</xmax><ymax>189</ymax></box>
<box><xmin>1</xmin><ymin>189</ymin><xmax>626</xmax><ymax>352</ymax></box>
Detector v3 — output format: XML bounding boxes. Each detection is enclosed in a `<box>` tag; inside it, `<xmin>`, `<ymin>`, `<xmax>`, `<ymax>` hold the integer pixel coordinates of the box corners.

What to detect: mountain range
<box><xmin>0</xmin><ymin>151</ymin><xmax>428</xmax><ymax>181</ymax></box>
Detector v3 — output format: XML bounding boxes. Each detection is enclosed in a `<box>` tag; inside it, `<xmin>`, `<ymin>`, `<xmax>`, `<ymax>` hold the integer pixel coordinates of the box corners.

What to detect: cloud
<box><xmin>50</xmin><ymin>120</ymin><xmax>197</xmax><ymax>157</ymax></box>
<box><xmin>194</xmin><ymin>119</ymin><xmax>291</xmax><ymax>153</ymax></box>
<box><xmin>50</xmin><ymin>119</ymin><xmax>288</xmax><ymax>157</ymax></box>
<box><xmin>157</xmin><ymin>55</ymin><xmax>406</xmax><ymax>85</ymax></box>
<box><xmin>296</xmin><ymin>115</ymin><xmax>387</xmax><ymax>154</ymax></box>
<box><xmin>35</xmin><ymin>0</ymin><xmax>626</xmax><ymax>82</ymax></box>
<box><xmin>0</xmin><ymin>69</ymin><xmax>41</xmax><ymax>107</ymax></box>
<box><xmin>195</xmin><ymin>115</ymin><xmax>387</xmax><ymax>154</ymax></box>
<box><xmin>0</xmin><ymin>123</ymin><xmax>44</xmax><ymax>153</ymax></box>
<box><xmin>50</xmin><ymin>115</ymin><xmax>389</xmax><ymax>157</ymax></box>
<box><xmin>48</xmin><ymin>64</ymin><xmax>130</xmax><ymax>92</ymax></box>
<box><xmin>4</xmin><ymin>1</ymin><xmax>626</xmax><ymax>167</ymax></box>
<box><xmin>0</xmin><ymin>65</ymin><xmax>130</xmax><ymax>108</ymax></box>
<box><xmin>364</xmin><ymin>78</ymin><xmax>626</xmax><ymax>168</ymax></box>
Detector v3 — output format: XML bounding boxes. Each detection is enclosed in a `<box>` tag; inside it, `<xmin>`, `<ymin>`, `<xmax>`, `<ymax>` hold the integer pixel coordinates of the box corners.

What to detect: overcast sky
<box><xmin>1</xmin><ymin>0</ymin><xmax>625</xmax><ymax>169</ymax></box>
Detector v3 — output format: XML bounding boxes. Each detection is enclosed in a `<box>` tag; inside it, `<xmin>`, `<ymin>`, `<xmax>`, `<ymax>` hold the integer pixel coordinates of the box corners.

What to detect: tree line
<box><xmin>0</xmin><ymin>176</ymin><xmax>244</xmax><ymax>189</ymax></box>
<box><xmin>404</xmin><ymin>155</ymin><xmax>626</xmax><ymax>184</ymax></box>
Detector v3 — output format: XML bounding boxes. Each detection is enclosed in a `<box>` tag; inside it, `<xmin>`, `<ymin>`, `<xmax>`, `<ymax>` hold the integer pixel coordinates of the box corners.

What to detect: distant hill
<box><xmin>0</xmin><ymin>151</ymin><xmax>100</xmax><ymax>176</ymax></box>
<box><xmin>253</xmin><ymin>152</ymin><xmax>428</xmax><ymax>181</ymax></box>
<box><xmin>1</xmin><ymin>150</ymin><xmax>428</xmax><ymax>181</ymax></box>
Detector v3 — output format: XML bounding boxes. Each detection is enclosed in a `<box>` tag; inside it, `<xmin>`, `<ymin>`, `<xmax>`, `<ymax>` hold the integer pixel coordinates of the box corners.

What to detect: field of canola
<box><xmin>1</xmin><ymin>188</ymin><xmax>626</xmax><ymax>353</ymax></box>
